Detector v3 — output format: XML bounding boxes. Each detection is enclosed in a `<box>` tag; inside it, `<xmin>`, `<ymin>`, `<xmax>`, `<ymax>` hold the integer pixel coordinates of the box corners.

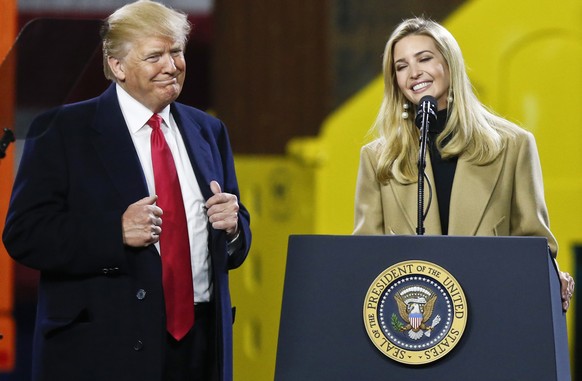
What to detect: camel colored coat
<box><xmin>353</xmin><ymin>128</ymin><xmax>557</xmax><ymax>256</ymax></box>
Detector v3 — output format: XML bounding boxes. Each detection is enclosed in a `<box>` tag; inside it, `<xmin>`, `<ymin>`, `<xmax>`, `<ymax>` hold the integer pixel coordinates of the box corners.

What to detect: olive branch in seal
<box><xmin>391</xmin><ymin>313</ymin><xmax>404</xmax><ymax>331</ymax></box>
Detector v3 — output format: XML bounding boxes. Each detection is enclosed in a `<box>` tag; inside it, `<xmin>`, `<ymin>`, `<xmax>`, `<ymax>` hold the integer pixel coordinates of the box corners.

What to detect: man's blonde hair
<box><xmin>100</xmin><ymin>0</ymin><xmax>191</xmax><ymax>81</ymax></box>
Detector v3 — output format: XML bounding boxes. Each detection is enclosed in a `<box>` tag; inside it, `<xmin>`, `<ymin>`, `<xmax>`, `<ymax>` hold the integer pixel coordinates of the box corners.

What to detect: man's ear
<box><xmin>107</xmin><ymin>56</ymin><xmax>126</xmax><ymax>82</ymax></box>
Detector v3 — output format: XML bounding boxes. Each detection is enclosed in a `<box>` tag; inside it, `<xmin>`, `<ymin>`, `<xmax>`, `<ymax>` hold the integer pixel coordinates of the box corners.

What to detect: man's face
<box><xmin>108</xmin><ymin>36</ymin><xmax>186</xmax><ymax>112</ymax></box>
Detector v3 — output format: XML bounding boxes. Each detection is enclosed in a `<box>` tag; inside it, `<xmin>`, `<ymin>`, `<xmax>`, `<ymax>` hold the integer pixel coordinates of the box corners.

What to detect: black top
<box><xmin>427</xmin><ymin>109</ymin><xmax>458</xmax><ymax>235</ymax></box>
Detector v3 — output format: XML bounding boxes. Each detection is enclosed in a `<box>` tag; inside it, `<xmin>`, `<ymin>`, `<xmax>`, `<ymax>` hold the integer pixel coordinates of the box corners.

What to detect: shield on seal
<box><xmin>409</xmin><ymin>312</ymin><xmax>423</xmax><ymax>330</ymax></box>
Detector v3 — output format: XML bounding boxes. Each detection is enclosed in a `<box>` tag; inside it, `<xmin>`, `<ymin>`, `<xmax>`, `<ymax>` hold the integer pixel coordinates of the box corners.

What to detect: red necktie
<box><xmin>148</xmin><ymin>113</ymin><xmax>194</xmax><ymax>340</ymax></box>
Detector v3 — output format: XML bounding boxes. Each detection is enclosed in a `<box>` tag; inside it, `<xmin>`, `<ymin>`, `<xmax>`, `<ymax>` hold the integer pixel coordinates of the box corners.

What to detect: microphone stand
<box><xmin>416</xmin><ymin>121</ymin><xmax>429</xmax><ymax>235</ymax></box>
<box><xmin>415</xmin><ymin>100</ymin><xmax>435</xmax><ymax>235</ymax></box>
<box><xmin>0</xmin><ymin>128</ymin><xmax>15</xmax><ymax>159</ymax></box>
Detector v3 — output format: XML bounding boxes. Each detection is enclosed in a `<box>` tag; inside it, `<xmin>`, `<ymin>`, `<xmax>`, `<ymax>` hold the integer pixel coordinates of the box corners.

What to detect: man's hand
<box><xmin>205</xmin><ymin>181</ymin><xmax>239</xmax><ymax>238</ymax></box>
<box><xmin>122</xmin><ymin>195</ymin><xmax>163</xmax><ymax>247</ymax></box>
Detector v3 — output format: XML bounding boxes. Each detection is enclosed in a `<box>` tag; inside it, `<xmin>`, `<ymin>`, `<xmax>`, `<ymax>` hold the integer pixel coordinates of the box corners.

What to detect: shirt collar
<box><xmin>115</xmin><ymin>84</ymin><xmax>172</xmax><ymax>133</ymax></box>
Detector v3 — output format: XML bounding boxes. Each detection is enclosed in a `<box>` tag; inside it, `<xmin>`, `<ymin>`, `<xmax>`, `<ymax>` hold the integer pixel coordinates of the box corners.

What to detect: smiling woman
<box><xmin>393</xmin><ymin>35</ymin><xmax>450</xmax><ymax>110</ymax></box>
<box><xmin>352</xmin><ymin>17</ymin><xmax>575</xmax><ymax>312</ymax></box>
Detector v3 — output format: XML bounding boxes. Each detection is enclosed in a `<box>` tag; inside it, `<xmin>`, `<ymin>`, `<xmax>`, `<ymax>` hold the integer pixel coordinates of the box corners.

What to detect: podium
<box><xmin>275</xmin><ymin>235</ymin><xmax>571</xmax><ymax>380</ymax></box>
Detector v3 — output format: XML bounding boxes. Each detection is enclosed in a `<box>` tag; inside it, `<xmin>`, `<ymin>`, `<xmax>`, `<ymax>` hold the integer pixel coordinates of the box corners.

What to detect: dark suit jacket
<box><xmin>2</xmin><ymin>84</ymin><xmax>251</xmax><ymax>381</ymax></box>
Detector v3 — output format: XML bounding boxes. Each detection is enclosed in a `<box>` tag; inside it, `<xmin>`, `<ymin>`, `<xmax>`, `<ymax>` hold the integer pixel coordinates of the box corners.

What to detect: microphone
<box><xmin>415</xmin><ymin>95</ymin><xmax>437</xmax><ymax>130</ymax></box>
<box><xmin>415</xmin><ymin>95</ymin><xmax>437</xmax><ymax>235</ymax></box>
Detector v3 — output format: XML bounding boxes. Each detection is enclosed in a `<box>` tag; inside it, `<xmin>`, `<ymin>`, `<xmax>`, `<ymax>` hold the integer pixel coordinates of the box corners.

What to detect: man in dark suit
<box><xmin>2</xmin><ymin>1</ymin><xmax>251</xmax><ymax>380</ymax></box>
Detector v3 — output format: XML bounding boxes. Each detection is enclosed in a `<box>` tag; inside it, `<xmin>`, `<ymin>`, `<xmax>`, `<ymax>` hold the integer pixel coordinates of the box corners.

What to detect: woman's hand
<box><xmin>560</xmin><ymin>270</ymin><xmax>575</xmax><ymax>312</ymax></box>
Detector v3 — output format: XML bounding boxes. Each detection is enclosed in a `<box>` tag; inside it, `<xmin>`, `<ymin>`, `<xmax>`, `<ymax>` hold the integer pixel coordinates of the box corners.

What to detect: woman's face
<box><xmin>393</xmin><ymin>34</ymin><xmax>450</xmax><ymax>110</ymax></box>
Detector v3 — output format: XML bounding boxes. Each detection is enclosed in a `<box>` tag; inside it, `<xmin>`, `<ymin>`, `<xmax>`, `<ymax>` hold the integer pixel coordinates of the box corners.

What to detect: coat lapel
<box><xmin>88</xmin><ymin>91</ymin><xmax>219</xmax><ymax>217</ymax></box>
<box><xmin>91</xmin><ymin>85</ymin><xmax>149</xmax><ymax>206</ymax></box>
<box><xmin>390</xmin><ymin>148</ymin><xmax>505</xmax><ymax>236</ymax></box>
<box><xmin>448</xmin><ymin>151</ymin><xmax>505</xmax><ymax>235</ymax></box>
<box><xmin>171</xmin><ymin>104</ymin><xmax>215</xmax><ymax>200</ymax></box>
<box><xmin>391</xmin><ymin>155</ymin><xmax>442</xmax><ymax>235</ymax></box>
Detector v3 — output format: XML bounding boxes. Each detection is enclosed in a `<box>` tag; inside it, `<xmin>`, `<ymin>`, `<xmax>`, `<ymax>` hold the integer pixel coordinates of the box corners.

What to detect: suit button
<box><xmin>136</xmin><ymin>289</ymin><xmax>146</xmax><ymax>300</ymax></box>
<box><xmin>133</xmin><ymin>340</ymin><xmax>144</xmax><ymax>351</ymax></box>
<box><xmin>102</xmin><ymin>268</ymin><xmax>109</xmax><ymax>275</ymax></box>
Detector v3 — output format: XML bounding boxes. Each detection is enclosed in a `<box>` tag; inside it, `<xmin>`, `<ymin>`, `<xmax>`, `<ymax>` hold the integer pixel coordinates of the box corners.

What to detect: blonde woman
<box><xmin>353</xmin><ymin>17</ymin><xmax>574</xmax><ymax>310</ymax></box>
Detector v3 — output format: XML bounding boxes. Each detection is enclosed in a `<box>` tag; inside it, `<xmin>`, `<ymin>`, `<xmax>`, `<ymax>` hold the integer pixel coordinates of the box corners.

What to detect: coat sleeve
<box><xmin>353</xmin><ymin>142</ymin><xmax>385</xmax><ymax>235</ymax></box>
<box><xmin>215</xmin><ymin>120</ymin><xmax>251</xmax><ymax>269</ymax></box>
<box><xmin>2</xmin><ymin>111</ymin><xmax>130</xmax><ymax>275</ymax></box>
<box><xmin>510</xmin><ymin>131</ymin><xmax>558</xmax><ymax>256</ymax></box>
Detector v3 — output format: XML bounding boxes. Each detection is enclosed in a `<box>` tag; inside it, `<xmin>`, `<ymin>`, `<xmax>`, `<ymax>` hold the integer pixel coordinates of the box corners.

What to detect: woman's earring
<box><xmin>402</xmin><ymin>102</ymin><xmax>410</xmax><ymax>119</ymax></box>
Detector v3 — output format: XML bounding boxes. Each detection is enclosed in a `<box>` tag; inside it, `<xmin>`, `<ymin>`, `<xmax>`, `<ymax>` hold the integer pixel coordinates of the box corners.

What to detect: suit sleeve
<box><xmin>510</xmin><ymin>132</ymin><xmax>558</xmax><ymax>256</ymax></box>
<box><xmin>215</xmin><ymin>121</ymin><xmax>251</xmax><ymax>269</ymax></box>
<box><xmin>353</xmin><ymin>143</ymin><xmax>384</xmax><ymax>235</ymax></box>
<box><xmin>2</xmin><ymin>113</ymin><xmax>129</xmax><ymax>274</ymax></box>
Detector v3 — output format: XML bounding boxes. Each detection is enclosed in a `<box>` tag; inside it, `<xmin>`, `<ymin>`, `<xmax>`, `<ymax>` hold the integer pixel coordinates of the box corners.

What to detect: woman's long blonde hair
<box><xmin>375</xmin><ymin>17</ymin><xmax>518</xmax><ymax>184</ymax></box>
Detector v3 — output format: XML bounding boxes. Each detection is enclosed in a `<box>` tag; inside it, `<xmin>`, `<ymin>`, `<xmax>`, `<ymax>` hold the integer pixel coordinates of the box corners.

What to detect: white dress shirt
<box><xmin>116</xmin><ymin>84</ymin><xmax>212</xmax><ymax>303</ymax></box>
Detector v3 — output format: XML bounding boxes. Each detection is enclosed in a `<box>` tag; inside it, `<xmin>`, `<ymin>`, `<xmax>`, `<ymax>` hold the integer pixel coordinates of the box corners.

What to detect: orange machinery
<box><xmin>0</xmin><ymin>0</ymin><xmax>17</xmax><ymax>372</ymax></box>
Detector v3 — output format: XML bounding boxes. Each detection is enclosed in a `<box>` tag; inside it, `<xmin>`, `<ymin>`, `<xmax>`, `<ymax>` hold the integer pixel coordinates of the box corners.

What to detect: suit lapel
<box><xmin>91</xmin><ymin>85</ymin><xmax>149</xmax><ymax>206</ymax></box>
<box><xmin>391</xmin><ymin>155</ymin><xmax>442</xmax><ymax>235</ymax></box>
<box><xmin>171</xmin><ymin>104</ymin><xmax>215</xmax><ymax>200</ymax></box>
<box><xmin>390</xmin><ymin>147</ymin><xmax>505</xmax><ymax>236</ymax></box>
<box><xmin>448</xmin><ymin>151</ymin><xmax>505</xmax><ymax>235</ymax></box>
<box><xmin>89</xmin><ymin>89</ymin><xmax>219</xmax><ymax>209</ymax></box>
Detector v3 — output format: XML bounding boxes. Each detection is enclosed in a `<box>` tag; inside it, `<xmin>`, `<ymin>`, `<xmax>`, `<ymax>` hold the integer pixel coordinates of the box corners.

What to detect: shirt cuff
<box><xmin>227</xmin><ymin>231</ymin><xmax>242</xmax><ymax>255</ymax></box>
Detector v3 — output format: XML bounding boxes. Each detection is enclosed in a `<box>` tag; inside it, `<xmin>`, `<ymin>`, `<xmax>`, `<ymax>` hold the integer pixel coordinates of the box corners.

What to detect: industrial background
<box><xmin>0</xmin><ymin>0</ymin><xmax>580</xmax><ymax>380</ymax></box>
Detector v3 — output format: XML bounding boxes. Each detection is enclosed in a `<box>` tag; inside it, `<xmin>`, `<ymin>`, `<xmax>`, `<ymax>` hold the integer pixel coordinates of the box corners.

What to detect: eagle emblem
<box><xmin>392</xmin><ymin>286</ymin><xmax>441</xmax><ymax>340</ymax></box>
<box><xmin>364</xmin><ymin>260</ymin><xmax>467</xmax><ymax>365</ymax></box>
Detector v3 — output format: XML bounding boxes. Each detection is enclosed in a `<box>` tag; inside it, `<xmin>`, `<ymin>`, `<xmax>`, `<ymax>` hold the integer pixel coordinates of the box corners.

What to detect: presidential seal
<box><xmin>363</xmin><ymin>260</ymin><xmax>467</xmax><ymax>365</ymax></box>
